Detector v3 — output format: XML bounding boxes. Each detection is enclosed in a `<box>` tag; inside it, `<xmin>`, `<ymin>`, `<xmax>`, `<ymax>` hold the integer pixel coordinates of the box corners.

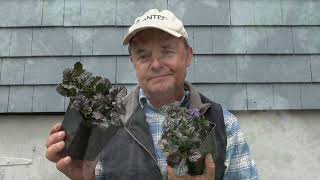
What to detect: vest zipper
<box><xmin>124</xmin><ymin>126</ymin><xmax>163</xmax><ymax>176</ymax></box>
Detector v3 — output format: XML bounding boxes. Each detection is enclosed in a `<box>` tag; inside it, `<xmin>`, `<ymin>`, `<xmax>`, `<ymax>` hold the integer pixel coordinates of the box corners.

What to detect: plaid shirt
<box><xmin>96</xmin><ymin>88</ymin><xmax>259</xmax><ymax>179</ymax></box>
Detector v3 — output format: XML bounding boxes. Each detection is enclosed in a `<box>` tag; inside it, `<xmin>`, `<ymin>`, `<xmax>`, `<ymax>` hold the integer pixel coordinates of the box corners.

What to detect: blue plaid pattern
<box><xmin>95</xmin><ymin>89</ymin><xmax>259</xmax><ymax>179</ymax></box>
<box><xmin>222</xmin><ymin>109</ymin><xmax>259</xmax><ymax>179</ymax></box>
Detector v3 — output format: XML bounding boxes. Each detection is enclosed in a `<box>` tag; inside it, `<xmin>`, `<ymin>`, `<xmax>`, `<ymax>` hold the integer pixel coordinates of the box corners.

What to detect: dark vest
<box><xmin>99</xmin><ymin>94</ymin><xmax>227</xmax><ymax>180</ymax></box>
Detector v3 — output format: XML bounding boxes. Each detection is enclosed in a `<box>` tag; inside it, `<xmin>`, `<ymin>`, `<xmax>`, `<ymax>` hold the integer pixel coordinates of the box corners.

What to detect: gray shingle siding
<box><xmin>24</xmin><ymin>57</ymin><xmax>79</xmax><ymax>85</ymax></box>
<box><xmin>8</xmin><ymin>86</ymin><xmax>33</xmax><ymax>112</ymax></box>
<box><xmin>0</xmin><ymin>0</ymin><xmax>42</xmax><ymax>27</ymax></box>
<box><xmin>9</xmin><ymin>29</ymin><xmax>33</xmax><ymax>57</ymax></box>
<box><xmin>116</xmin><ymin>56</ymin><xmax>137</xmax><ymax>84</ymax></box>
<box><xmin>236</xmin><ymin>55</ymin><xmax>311</xmax><ymax>83</ymax></box>
<box><xmin>301</xmin><ymin>84</ymin><xmax>320</xmax><ymax>109</ymax></box>
<box><xmin>33</xmin><ymin>85</ymin><xmax>65</xmax><ymax>112</ymax></box>
<box><xmin>0</xmin><ymin>0</ymin><xmax>319</xmax><ymax>112</ymax></box>
<box><xmin>42</xmin><ymin>0</ymin><xmax>65</xmax><ymax>26</ymax></box>
<box><xmin>292</xmin><ymin>27</ymin><xmax>320</xmax><ymax>54</ymax></box>
<box><xmin>0</xmin><ymin>58</ymin><xmax>25</xmax><ymax>85</ymax></box>
<box><xmin>168</xmin><ymin>0</ymin><xmax>230</xmax><ymax>25</ymax></box>
<box><xmin>197</xmin><ymin>84</ymin><xmax>247</xmax><ymax>111</ymax></box>
<box><xmin>72</xmin><ymin>28</ymin><xmax>94</xmax><ymax>55</ymax></box>
<box><xmin>80</xmin><ymin>57</ymin><xmax>117</xmax><ymax>83</ymax></box>
<box><xmin>194</xmin><ymin>56</ymin><xmax>237</xmax><ymax>83</ymax></box>
<box><xmin>0</xmin><ymin>27</ymin><xmax>318</xmax><ymax>57</ymax></box>
<box><xmin>31</xmin><ymin>28</ymin><xmax>73</xmax><ymax>56</ymax></box>
<box><xmin>311</xmin><ymin>56</ymin><xmax>320</xmax><ymax>82</ymax></box>
<box><xmin>80</xmin><ymin>0</ymin><xmax>116</xmax><ymax>26</ymax></box>
<box><xmin>273</xmin><ymin>84</ymin><xmax>302</xmax><ymax>110</ymax></box>
<box><xmin>247</xmin><ymin>84</ymin><xmax>274</xmax><ymax>110</ymax></box>
<box><xmin>193</xmin><ymin>27</ymin><xmax>213</xmax><ymax>54</ymax></box>
<box><xmin>0</xmin><ymin>29</ymin><xmax>11</xmax><ymax>57</ymax></box>
<box><xmin>0</xmin><ymin>86</ymin><xmax>9</xmax><ymax>112</ymax></box>
<box><xmin>230</xmin><ymin>0</ymin><xmax>255</xmax><ymax>25</ymax></box>
<box><xmin>92</xmin><ymin>27</ymin><xmax>125</xmax><ymax>55</ymax></box>
<box><xmin>213</xmin><ymin>27</ymin><xmax>247</xmax><ymax>54</ymax></box>
<box><xmin>116</xmin><ymin>0</ymin><xmax>167</xmax><ymax>25</ymax></box>
<box><xmin>0</xmin><ymin>0</ymin><xmax>319</xmax><ymax>27</ymax></box>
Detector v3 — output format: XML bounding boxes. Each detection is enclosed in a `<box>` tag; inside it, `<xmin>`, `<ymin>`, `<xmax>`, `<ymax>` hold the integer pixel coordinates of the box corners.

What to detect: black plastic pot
<box><xmin>62</xmin><ymin>106</ymin><xmax>119</xmax><ymax>161</ymax></box>
<box><xmin>187</xmin><ymin>124</ymin><xmax>217</xmax><ymax>176</ymax></box>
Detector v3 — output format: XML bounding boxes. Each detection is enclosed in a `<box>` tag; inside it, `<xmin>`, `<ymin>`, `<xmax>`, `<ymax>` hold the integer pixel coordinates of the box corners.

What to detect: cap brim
<box><xmin>122</xmin><ymin>25</ymin><xmax>182</xmax><ymax>45</ymax></box>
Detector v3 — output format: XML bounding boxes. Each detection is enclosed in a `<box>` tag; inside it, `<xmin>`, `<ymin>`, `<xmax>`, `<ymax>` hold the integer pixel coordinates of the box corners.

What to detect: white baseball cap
<box><xmin>122</xmin><ymin>9</ymin><xmax>188</xmax><ymax>45</ymax></box>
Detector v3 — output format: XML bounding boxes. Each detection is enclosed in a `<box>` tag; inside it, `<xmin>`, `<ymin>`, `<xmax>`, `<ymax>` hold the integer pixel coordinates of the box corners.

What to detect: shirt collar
<box><xmin>138</xmin><ymin>88</ymin><xmax>190</xmax><ymax>110</ymax></box>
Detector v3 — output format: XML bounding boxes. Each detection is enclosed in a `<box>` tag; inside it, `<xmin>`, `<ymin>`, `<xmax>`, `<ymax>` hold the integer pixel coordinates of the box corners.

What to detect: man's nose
<box><xmin>150</xmin><ymin>56</ymin><xmax>163</xmax><ymax>70</ymax></box>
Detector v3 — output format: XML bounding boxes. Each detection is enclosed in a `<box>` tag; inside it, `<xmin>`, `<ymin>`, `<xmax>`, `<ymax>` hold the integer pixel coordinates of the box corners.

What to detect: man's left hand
<box><xmin>167</xmin><ymin>153</ymin><xmax>215</xmax><ymax>180</ymax></box>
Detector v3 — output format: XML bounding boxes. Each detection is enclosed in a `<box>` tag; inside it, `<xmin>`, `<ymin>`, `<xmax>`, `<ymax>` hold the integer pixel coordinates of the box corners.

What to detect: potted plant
<box><xmin>56</xmin><ymin>62</ymin><xmax>127</xmax><ymax>160</ymax></box>
<box><xmin>158</xmin><ymin>104</ymin><xmax>217</xmax><ymax>176</ymax></box>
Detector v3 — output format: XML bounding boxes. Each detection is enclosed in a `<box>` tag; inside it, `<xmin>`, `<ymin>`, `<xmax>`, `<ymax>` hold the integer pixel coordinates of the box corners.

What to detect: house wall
<box><xmin>0</xmin><ymin>0</ymin><xmax>320</xmax><ymax>179</ymax></box>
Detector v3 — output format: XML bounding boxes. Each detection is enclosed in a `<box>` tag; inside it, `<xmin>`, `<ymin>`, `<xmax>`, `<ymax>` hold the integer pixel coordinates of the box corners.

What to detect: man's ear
<box><xmin>186</xmin><ymin>47</ymin><xmax>193</xmax><ymax>67</ymax></box>
<box><xmin>130</xmin><ymin>56</ymin><xmax>133</xmax><ymax>63</ymax></box>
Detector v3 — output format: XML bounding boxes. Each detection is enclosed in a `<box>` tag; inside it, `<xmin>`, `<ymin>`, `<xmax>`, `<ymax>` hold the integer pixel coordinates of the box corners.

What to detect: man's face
<box><xmin>130</xmin><ymin>29</ymin><xmax>192</xmax><ymax>97</ymax></box>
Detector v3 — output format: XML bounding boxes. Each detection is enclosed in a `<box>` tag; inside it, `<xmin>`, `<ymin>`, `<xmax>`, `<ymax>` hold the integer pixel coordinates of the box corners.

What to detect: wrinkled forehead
<box><xmin>130</xmin><ymin>29</ymin><xmax>179</xmax><ymax>46</ymax></box>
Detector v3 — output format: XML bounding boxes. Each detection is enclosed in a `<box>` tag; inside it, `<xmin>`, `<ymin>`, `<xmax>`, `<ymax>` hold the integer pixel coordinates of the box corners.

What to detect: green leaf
<box><xmin>73</xmin><ymin>62</ymin><xmax>85</xmax><ymax>76</ymax></box>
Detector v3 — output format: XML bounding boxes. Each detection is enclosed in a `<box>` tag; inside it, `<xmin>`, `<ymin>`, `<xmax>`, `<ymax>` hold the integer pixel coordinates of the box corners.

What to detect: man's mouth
<box><xmin>149</xmin><ymin>74</ymin><xmax>171</xmax><ymax>81</ymax></box>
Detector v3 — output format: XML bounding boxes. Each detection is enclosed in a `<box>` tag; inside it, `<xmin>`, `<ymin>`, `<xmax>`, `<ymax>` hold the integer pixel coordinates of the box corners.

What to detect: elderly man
<box><xmin>46</xmin><ymin>9</ymin><xmax>258</xmax><ymax>180</ymax></box>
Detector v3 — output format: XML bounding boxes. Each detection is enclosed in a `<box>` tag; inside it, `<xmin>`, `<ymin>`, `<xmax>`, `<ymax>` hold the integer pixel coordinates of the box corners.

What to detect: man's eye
<box><xmin>138</xmin><ymin>55</ymin><xmax>148</xmax><ymax>61</ymax></box>
<box><xmin>163</xmin><ymin>50</ymin><xmax>175</xmax><ymax>55</ymax></box>
<box><xmin>138</xmin><ymin>55</ymin><xmax>146</xmax><ymax>59</ymax></box>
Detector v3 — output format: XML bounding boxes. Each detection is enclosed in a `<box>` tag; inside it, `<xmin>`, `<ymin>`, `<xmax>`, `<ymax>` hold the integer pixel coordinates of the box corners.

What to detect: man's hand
<box><xmin>45</xmin><ymin>123</ymin><xmax>96</xmax><ymax>180</ymax></box>
<box><xmin>167</xmin><ymin>154</ymin><xmax>215</xmax><ymax>180</ymax></box>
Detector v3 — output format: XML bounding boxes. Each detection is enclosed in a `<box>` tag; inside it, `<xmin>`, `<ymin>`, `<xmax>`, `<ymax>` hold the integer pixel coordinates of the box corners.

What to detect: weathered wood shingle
<box><xmin>311</xmin><ymin>56</ymin><xmax>320</xmax><ymax>82</ymax></box>
<box><xmin>266</xmin><ymin>28</ymin><xmax>294</xmax><ymax>54</ymax></box>
<box><xmin>116</xmin><ymin>56</ymin><xmax>137</xmax><ymax>84</ymax></box>
<box><xmin>9</xmin><ymin>29</ymin><xmax>32</xmax><ymax>57</ymax></box>
<box><xmin>80</xmin><ymin>57</ymin><xmax>117</xmax><ymax>83</ymax></box>
<box><xmin>0</xmin><ymin>29</ymin><xmax>11</xmax><ymax>56</ymax></box>
<box><xmin>24</xmin><ymin>57</ymin><xmax>79</xmax><ymax>84</ymax></box>
<box><xmin>236</xmin><ymin>56</ymin><xmax>311</xmax><ymax>83</ymax></box>
<box><xmin>72</xmin><ymin>28</ymin><xmax>94</xmax><ymax>55</ymax></box>
<box><xmin>213</xmin><ymin>27</ymin><xmax>246</xmax><ymax>54</ymax></box>
<box><xmin>8</xmin><ymin>86</ymin><xmax>33</xmax><ymax>112</ymax></box>
<box><xmin>42</xmin><ymin>0</ymin><xmax>64</xmax><ymax>26</ymax></box>
<box><xmin>247</xmin><ymin>84</ymin><xmax>274</xmax><ymax>110</ymax></box>
<box><xmin>245</xmin><ymin>27</ymin><xmax>268</xmax><ymax>54</ymax></box>
<box><xmin>116</xmin><ymin>0</ymin><xmax>167</xmax><ymax>25</ymax></box>
<box><xmin>0</xmin><ymin>58</ymin><xmax>25</xmax><ymax>85</ymax></box>
<box><xmin>292</xmin><ymin>27</ymin><xmax>320</xmax><ymax>54</ymax></box>
<box><xmin>193</xmin><ymin>27</ymin><xmax>213</xmax><ymax>54</ymax></box>
<box><xmin>282</xmin><ymin>0</ymin><xmax>309</xmax><ymax>25</ymax></box>
<box><xmin>80</xmin><ymin>0</ymin><xmax>116</xmax><ymax>25</ymax></box>
<box><xmin>273</xmin><ymin>84</ymin><xmax>302</xmax><ymax>110</ymax></box>
<box><xmin>92</xmin><ymin>27</ymin><xmax>124</xmax><ymax>55</ymax></box>
<box><xmin>301</xmin><ymin>84</ymin><xmax>320</xmax><ymax>109</ymax></box>
<box><xmin>0</xmin><ymin>0</ymin><xmax>42</xmax><ymax>27</ymax></box>
<box><xmin>33</xmin><ymin>85</ymin><xmax>65</xmax><ymax>112</ymax></box>
<box><xmin>31</xmin><ymin>28</ymin><xmax>73</xmax><ymax>56</ymax></box>
<box><xmin>230</xmin><ymin>0</ymin><xmax>254</xmax><ymax>25</ymax></box>
<box><xmin>197</xmin><ymin>84</ymin><xmax>247</xmax><ymax>111</ymax></box>
<box><xmin>194</xmin><ymin>56</ymin><xmax>237</xmax><ymax>83</ymax></box>
<box><xmin>64</xmin><ymin>0</ymin><xmax>81</xmax><ymax>26</ymax></box>
<box><xmin>254</xmin><ymin>0</ymin><xmax>283</xmax><ymax>25</ymax></box>
<box><xmin>168</xmin><ymin>0</ymin><xmax>230</xmax><ymax>25</ymax></box>
<box><xmin>0</xmin><ymin>86</ymin><xmax>9</xmax><ymax>112</ymax></box>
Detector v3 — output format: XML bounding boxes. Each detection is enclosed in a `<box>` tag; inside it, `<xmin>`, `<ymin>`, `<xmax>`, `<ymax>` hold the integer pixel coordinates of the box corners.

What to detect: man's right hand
<box><xmin>45</xmin><ymin>123</ymin><xmax>96</xmax><ymax>180</ymax></box>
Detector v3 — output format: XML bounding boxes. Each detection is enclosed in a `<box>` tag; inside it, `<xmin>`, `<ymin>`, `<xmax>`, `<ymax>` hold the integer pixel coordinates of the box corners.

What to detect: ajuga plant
<box><xmin>56</xmin><ymin>62</ymin><xmax>127</xmax><ymax>160</ymax></box>
<box><xmin>159</xmin><ymin>104</ymin><xmax>217</xmax><ymax>176</ymax></box>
